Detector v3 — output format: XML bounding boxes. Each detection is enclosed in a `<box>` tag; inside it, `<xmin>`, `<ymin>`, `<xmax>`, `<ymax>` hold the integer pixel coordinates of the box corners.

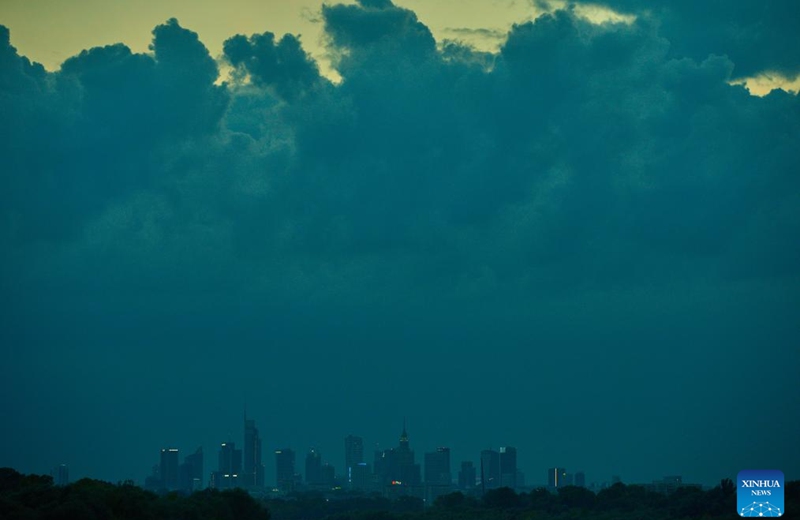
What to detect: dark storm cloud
<box><xmin>322</xmin><ymin>0</ymin><xmax>436</xmax><ymax>63</ymax></box>
<box><xmin>579</xmin><ymin>0</ymin><xmax>800</xmax><ymax>77</ymax></box>
<box><xmin>1</xmin><ymin>19</ymin><xmax>226</xmax><ymax>243</ymax></box>
<box><xmin>1</xmin><ymin>0</ymin><xmax>799</xmax><ymax>486</ymax></box>
<box><xmin>223</xmin><ymin>31</ymin><xmax>323</xmax><ymax>100</ymax></box>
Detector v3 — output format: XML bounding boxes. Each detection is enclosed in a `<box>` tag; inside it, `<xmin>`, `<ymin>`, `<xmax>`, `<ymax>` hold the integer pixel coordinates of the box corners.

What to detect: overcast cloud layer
<box><xmin>1</xmin><ymin>0</ymin><xmax>799</xmax><ymax>487</ymax></box>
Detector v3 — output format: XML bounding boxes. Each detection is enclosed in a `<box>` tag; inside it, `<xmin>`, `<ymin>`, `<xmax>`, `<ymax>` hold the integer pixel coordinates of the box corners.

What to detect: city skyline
<box><xmin>2</xmin><ymin>0</ymin><xmax>798</xmax><ymax>494</ymax></box>
<box><xmin>85</xmin><ymin>417</ymin><xmax>735</xmax><ymax>490</ymax></box>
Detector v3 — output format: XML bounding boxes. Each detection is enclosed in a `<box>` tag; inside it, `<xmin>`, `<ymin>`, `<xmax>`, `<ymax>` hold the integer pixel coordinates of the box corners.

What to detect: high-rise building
<box><xmin>458</xmin><ymin>461</ymin><xmax>476</xmax><ymax>490</ymax></box>
<box><xmin>351</xmin><ymin>462</ymin><xmax>372</xmax><ymax>492</ymax></box>
<box><xmin>243</xmin><ymin>416</ymin><xmax>265</xmax><ymax>488</ymax></box>
<box><xmin>305</xmin><ymin>448</ymin><xmax>323</xmax><ymax>486</ymax></box>
<box><xmin>375</xmin><ymin>422</ymin><xmax>422</xmax><ymax>498</ymax></box>
<box><xmin>398</xmin><ymin>423</ymin><xmax>421</xmax><ymax>486</ymax></box>
<box><xmin>424</xmin><ymin>447</ymin><xmax>452</xmax><ymax>504</ymax></box>
<box><xmin>211</xmin><ymin>442</ymin><xmax>242</xmax><ymax>489</ymax></box>
<box><xmin>575</xmin><ymin>471</ymin><xmax>586</xmax><ymax>488</ymax></box>
<box><xmin>219</xmin><ymin>442</ymin><xmax>242</xmax><ymax>475</ymax></box>
<box><xmin>424</xmin><ymin>447</ymin><xmax>451</xmax><ymax>485</ymax></box>
<box><xmin>547</xmin><ymin>467</ymin><xmax>567</xmax><ymax>488</ymax></box>
<box><xmin>160</xmin><ymin>448</ymin><xmax>180</xmax><ymax>491</ymax></box>
<box><xmin>499</xmin><ymin>446</ymin><xmax>517</xmax><ymax>489</ymax></box>
<box><xmin>480</xmin><ymin>450</ymin><xmax>500</xmax><ymax>490</ymax></box>
<box><xmin>661</xmin><ymin>475</ymin><xmax>682</xmax><ymax>494</ymax></box>
<box><xmin>275</xmin><ymin>448</ymin><xmax>296</xmax><ymax>492</ymax></box>
<box><xmin>321</xmin><ymin>463</ymin><xmax>336</xmax><ymax>487</ymax></box>
<box><xmin>145</xmin><ymin>464</ymin><xmax>162</xmax><ymax>492</ymax></box>
<box><xmin>344</xmin><ymin>435</ymin><xmax>364</xmax><ymax>484</ymax></box>
<box><xmin>51</xmin><ymin>464</ymin><xmax>69</xmax><ymax>486</ymax></box>
<box><xmin>380</xmin><ymin>423</ymin><xmax>421</xmax><ymax>486</ymax></box>
<box><xmin>179</xmin><ymin>447</ymin><xmax>204</xmax><ymax>492</ymax></box>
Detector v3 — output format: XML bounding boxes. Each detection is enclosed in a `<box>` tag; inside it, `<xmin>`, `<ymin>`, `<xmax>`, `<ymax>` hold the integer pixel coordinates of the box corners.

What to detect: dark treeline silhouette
<box><xmin>0</xmin><ymin>468</ymin><xmax>268</xmax><ymax>520</ymax></box>
<box><xmin>2</xmin><ymin>467</ymin><xmax>798</xmax><ymax>520</ymax></box>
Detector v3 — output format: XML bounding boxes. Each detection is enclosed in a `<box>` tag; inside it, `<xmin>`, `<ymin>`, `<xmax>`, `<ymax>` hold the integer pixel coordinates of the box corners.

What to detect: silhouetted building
<box><xmin>145</xmin><ymin>464</ymin><xmax>162</xmax><ymax>492</ymax></box>
<box><xmin>220</xmin><ymin>442</ymin><xmax>242</xmax><ymax>474</ymax></box>
<box><xmin>160</xmin><ymin>448</ymin><xmax>179</xmax><ymax>491</ymax></box>
<box><xmin>547</xmin><ymin>467</ymin><xmax>567</xmax><ymax>488</ymax></box>
<box><xmin>321</xmin><ymin>463</ymin><xmax>336</xmax><ymax>487</ymax></box>
<box><xmin>243</xmin><ymin>416</ymin><xmax>265</xmax><ymax>488</ymax></box>
<box><xmin>481</xmin><ymin>450</ymin><xmax>500</xmax><ymax>490</ymax></box>
<box><xmin>179</xmin><ymin>447</ymin><xmax>203</xmax><ymax>492</ymax></box>
<box><xmin>424</xmin><ymin>447</ymin><xmax>451</xmax><ymax>485</ymax></box>
<box><xmin>383</xmin><ymin>424</ymin><xmax>421</xmax><ymax>485</ymax></box>
<box><xmin>396</xmin><ymin>423</ymin><xmax>420</xmax><ymax>485</ymax></box>
<box><xmin>643</xmin><ymin>475</ymin><xmax>699</xmax><ymax>495</ymax></box>
<box><xmin>499</xmin><ymin>446</ymin><xmax>517</xmax><ymax>489</ymax></box>
<box><xmin>376</xmin><ymin>423</ymin><xmax>422</xmax><ymax>498</ymax></box>
<box><xmin>351</xmin><ymin>462</ymin><xmax>373</xmax><ymax>491</ymax></box>
<box><xmin>575</xmin><ymin>471</ymin><xmax>586</xmax><ymax>488</ymax></box>
<box><xmin>374</xmin><ymin>447</ymin><xmax>386</xmax><ymax>481</ymax></box>
<box><xmin>51</xmin><ymin>464</ymin><xmax>69</xmax><ymax>486</ymax></box>
<box><xmin>424</xmin><ymin>447</ymin><xmax>452</xmax><ymax>504</ymax></box>
<box><xmin>275</xmin><ymin>448</ymin><xmax>296</xmax><ymax>492</ymax></box>
<box><xmin>458</xmin><ymin>461</ymin><xmax>476</xmax><ymax>490</ymax></box>
<box><xmin>344</xmin><ymin>435</ymin><xmax>364</xmax><ymax>485</ymax></box>
<box><xmin>306</xmin><ymin>448</ymin><xmax>323</xmax><ymax>486</ymax></box>
<box><xmin>211</xmin><ymin>442</ymin><xmax>242</xmax><ymax>489</ymax></box>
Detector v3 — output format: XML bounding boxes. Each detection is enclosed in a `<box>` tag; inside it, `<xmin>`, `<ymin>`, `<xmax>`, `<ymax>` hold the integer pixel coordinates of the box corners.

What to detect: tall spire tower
<box><xmin>399</xmin><ymin>418</ymin><xmax>409</xmax><ymax>449</ymax></box>
<box><xmin>243</xmin><ymin>414</ymin><xmax>265</xmax><ymax>488</ymax></box>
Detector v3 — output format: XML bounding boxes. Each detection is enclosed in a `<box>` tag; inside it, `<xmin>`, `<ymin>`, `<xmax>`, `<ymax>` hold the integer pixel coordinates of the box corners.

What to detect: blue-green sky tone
<box><xmin>1</xmin><ymin>0</ymin><xmax>799</xmax><ymax>488</ymax></box>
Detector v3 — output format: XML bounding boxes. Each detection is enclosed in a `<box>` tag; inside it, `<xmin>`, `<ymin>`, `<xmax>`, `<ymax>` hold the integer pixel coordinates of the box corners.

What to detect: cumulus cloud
<box><xmin>2</xmin><ymin>1</ymin><xmax>799</xmax><ymax>305</ymax></box>
<box><xmin>596</xmin><ymin>0</ymin><xmax>800</xmax><ymax>77</ymax></box>
<box><xmin>223</xmin><ymin>31</ymin><xmax>323</xmax><ymax>100</ymax></box>
<box><xmin>1</xmin><ymin>1</ymin><xmax>799</xmax><ymax>484</ymax></box>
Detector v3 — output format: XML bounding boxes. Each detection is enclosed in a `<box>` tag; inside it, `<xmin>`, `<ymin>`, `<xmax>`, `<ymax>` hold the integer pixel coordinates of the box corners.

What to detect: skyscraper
<box><xmin>480</xmin><ymin>450</ymin><xmax>500</xmax><ymax>490</ymax></box>
<box><xmin>458</xmin><ymin>461</ymin><xmax>476</xmax><ymax>490</ymax></box>
<box><xmin>179</xmin><ymin>447</ymin><xmax>203</xmax><ymax>492</ymax></box>
<box><xmin>243</xmin><ymin>416</ymin><xmax>265</xmax><ymax>488</ymax></box>
<box><xmin>396</xmin><ymin>422</ymin><xmax>420</xmax><ymax>485</ymax></box>
<box><xmin>219</xmin><ymin>442</ymin><xmax>242</xmax><ymax>475</ymax></box>
<box><xmin>351</xmin><ymin>462</ymin><xmax>372</xmax><ymax>492</ymax></box>
<box><xmin>305</xmin><ymin>448</ymin><xmax>323</xmax><ymax>486</ymax></box>
<box><xmin>499</xmin><ymin>446</ymin><xmax>517</xmax><ymax>489</ymax></box>
<box><xmin>387</xmin><ymin>423</ymin><xmax>421</xmax><ymax>485</ymax></box>
<box><xmin>424</xmin><ymin>447</ymin><xmax>452</xmax><ymax>504</ymax></box>
<box><xmin>424</xmin><ymin>447</ymin><xmax>451</xmax><ymax>485</ymax></box>
<box><xmin>321</xmin><ymin>462</ymin><xmax>336</xmax><ymax>487</ymax></box>
<box><xmin>344</xmin><ymin>434</ymin><xmax>364</xmax><ymax>485</ymax></box>
<box><xmin>275</xmin><ymin>448</ymin><xmax>296</xmax><ymax>492</ymax></box>
<box><xmin>160</xmin><ymin>448</ymin><xmax>179</xmax><ymax>491</ymax></box>
<box><xmin>211</xmin><ymin>442</ymin><xmax>242</xmax><ymax>489</ymax></box>
<box><xmin>52</xmin><ymin>464</ymin><xmax>69</xmax><ymax>486</ymax></box>
<box><xmin>375</xmin><ymin>422</ymin><xmax>422</xmax><ymax>498</ymax></box>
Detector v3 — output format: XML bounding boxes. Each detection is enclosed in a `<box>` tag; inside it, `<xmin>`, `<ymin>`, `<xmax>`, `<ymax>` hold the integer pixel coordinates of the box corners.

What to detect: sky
<box><xmin>1</xmin><ymin>0</ymin><xmax>799</xmax><ymax>490</ymax></box>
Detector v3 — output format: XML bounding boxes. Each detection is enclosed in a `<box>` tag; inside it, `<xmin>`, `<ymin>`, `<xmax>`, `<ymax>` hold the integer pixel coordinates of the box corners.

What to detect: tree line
<box><xmin>0</xmin><ymin>468</ymin><xmax>268</xmax><ymax>520</ymax></box>
<box><xmin>3</xmin><ymin>467</ymin><xmax>798</xmax><ymax>520</ymax></box>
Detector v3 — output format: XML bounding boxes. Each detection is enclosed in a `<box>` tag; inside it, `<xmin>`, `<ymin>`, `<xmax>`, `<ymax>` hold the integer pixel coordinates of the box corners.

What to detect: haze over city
<box><xmin>1</xmin><ymin>0</ymin><xmax>798</xmax><ymax>491</ymax></box>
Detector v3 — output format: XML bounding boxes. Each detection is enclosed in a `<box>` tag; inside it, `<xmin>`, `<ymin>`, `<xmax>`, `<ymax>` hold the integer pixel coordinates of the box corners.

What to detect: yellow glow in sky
<box><xmin>733</xmin><ymin>72</ymin><xmax>800</xmax><ymax>97</ymax></box>
<box><xmin>4</xmin><ymin>0</ymin><xmax>794</xmax><ymax>96</ymax></box>
<box><xmin>0</xmin><ymin>0</ymin><xmax>538</xmax><ymax>71</ymax></box>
